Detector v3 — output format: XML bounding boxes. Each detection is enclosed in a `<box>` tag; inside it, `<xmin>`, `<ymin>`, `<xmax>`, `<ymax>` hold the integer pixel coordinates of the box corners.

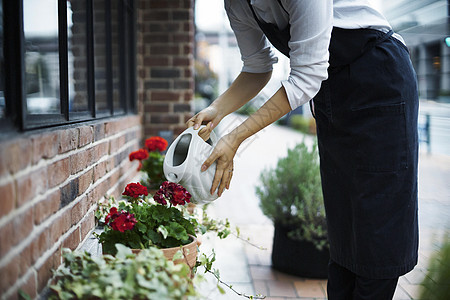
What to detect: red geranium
<box><xmin>105</xmin><ymin>207</ymin><xmax>137</xmax><ymax>232</ymax></box>
<box><xmin>129</xmin><ymin>149</ymin><xmax>149</xmax><ymax>161</ymax></box>
<box><xmin>129</xmin><ymin>149</ymin><xmax>149</xmax><ymax>171</ymax></box>
<box><xmin>122</xmin><ymin>182</ymin><xmax>149</xmax><ymax>198</ymax></box>
<box><xmin>145</xmin><ymin>136</ymin><xmax>168</xmax><ymax>152</ymax></box>
<box><xmin>153</xmin><ymin>181</ymin><xmax>191</xmax><ymax>206</ymax></box>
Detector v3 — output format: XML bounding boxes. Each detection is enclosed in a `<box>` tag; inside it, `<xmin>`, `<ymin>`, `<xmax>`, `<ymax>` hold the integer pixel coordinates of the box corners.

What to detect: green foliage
<box><xmin>290</xmin><ymin>115</ymin><xmax>312</xmax><ymax>135</ymax></box>
<box><xmin>96</xmin><ymin>201</ymin><xmax>198</xmax><ymax>255</ymax></box>
<box><xmin>141</xmin><ymin>152</ymin><xmax>166</xmax><ymax>190</ymax></box>
<box><xmin>256</xmin><ymin>141</ymin><xmax>328</xmax><ymax>250</ymax></box>
<box><xmin>420</xmin><ymin>235</ymin><xmax>450</xmax><ymax>300</ymax></box>
<box><xmin>49</xmin><ymin>245</ymin><xmax>196</xmax><ymax>300</ymax></box>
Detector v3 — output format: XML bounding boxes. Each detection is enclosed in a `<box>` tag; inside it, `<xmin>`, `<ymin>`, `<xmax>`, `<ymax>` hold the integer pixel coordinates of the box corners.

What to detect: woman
<box><xmin>187</xmin><ymin>1</ymin><xmax>419</xmax><ymax>299</ymax></box>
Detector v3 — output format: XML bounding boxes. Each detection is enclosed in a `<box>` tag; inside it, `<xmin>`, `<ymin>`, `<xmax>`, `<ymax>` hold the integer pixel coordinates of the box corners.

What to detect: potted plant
<box><xmin>256</xmin><ymin>140</ymin><xmax>329</xmax><ymax>278</ymax></box>
<box><xmin>96</xmin><ymin>180</ymin><xmax>199</xmax><ymax>270</ymax></box>
<box><xmin>49</xmin><ymin>245</ymin><xmax>197</xmax><ymax>300</ymax></box>
<box><xmin>129</xmin><ymin>136</ymin><xmax>168</xmax><ymax>191</ymax></box>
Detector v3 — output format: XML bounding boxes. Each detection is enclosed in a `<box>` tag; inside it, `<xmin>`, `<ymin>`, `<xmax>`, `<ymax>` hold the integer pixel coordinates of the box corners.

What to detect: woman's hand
<box><xmin>201</xmin><ymin>133</ymin><xmax>240</xmax><ymax>197</ymax></box>
<box><xmin>186</xmin><ymin>106</ymin><xmax>223</xmax><ymax>141</ymax></box>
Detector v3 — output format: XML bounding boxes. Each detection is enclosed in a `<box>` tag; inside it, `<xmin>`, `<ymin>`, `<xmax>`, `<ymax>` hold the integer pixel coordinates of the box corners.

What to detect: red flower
<box><xmin>122</xmin><ymin>182</ymin><xmax>149</xmax><ymax>198</ymax></box>
<box><xmin>129</xmin><ymin>149</ymin><xmax>149</xmax><ymax>171</ymax></box>
<box><xmin>105</xmin><ymin>207</ymin><xmax>137</xmax><ymax>232</ymax></box>
<box><xmin>105</xmin><ymin>207</ymin><xmax>118</xmax><ymax>224</ymax></box>
<box><xmin>145</xmin><ymin>137</ymin><xmax>168</xmax><ymax>152</ymax></box>
<box><xmin>129</xmin><ymin>149</ymin><xmax>149</xmax><ymax>161</ymax></box>
<box><xmin>153</xmin><ymin>181</ymin><xmax>191</xmax><ymax>206</ymax></box>
<box><xmin>110</xmin><ymin>212</ymin><xmax>137</xmax><ymax>232</ymax></box>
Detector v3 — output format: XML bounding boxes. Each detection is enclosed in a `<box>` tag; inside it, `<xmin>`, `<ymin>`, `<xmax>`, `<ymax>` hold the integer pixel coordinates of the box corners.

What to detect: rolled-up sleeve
<box><xmin>225</xmin><ymin>0</ymin><xmax>333</xmax><ymax>110</ymax></box>
<box><xmin>225</xmin><ymin>2</ymin><xmax>278</xmax><ymax>73</ymax></box>
<box><xmin>281</xmin><ymin>1</ymin><xmax>333</xmax><ymax>109</ymax></box>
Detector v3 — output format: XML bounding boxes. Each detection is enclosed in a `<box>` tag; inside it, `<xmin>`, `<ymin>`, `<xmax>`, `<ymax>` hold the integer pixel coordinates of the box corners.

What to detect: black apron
<box><xmin>247</xmin><ymin>1</ymin><xmax>419</xmax><ymax>279</ymax></box>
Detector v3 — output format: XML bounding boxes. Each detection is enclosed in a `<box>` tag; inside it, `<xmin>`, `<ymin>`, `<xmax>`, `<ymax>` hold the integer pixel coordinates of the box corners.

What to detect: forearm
<box><xmin>230</xmin><ymin>86</ymin><xmax>291</xmax><ymax>145</ymax></box>
<box><xmin>211</xmin><ymin>71</ymin><xmax>272</xmax><ymax>118</ymax></box>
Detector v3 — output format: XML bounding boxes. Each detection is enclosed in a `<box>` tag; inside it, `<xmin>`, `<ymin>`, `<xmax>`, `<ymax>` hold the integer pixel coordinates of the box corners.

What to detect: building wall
<box><xmin>381</xmin><ymin>0</ymin><xmax>450</xmax><ymax>100</ymax></box>
<box><xmin>137</xmin><ymin>0</ymin><xmax>195</xmax><ymax>139</ymax></box>
<box><xmin>0</xmin><ymin>116</ymin><xmax>142</xmax><ymax>299</ymax></box>
<box><xmin>0</xmin><ymin>0</ymin><xmax>195</xmax><ymax>299</ymax></box>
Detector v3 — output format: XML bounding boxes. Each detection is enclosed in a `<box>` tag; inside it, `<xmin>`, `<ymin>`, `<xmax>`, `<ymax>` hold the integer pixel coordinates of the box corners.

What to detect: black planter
<box><xmin>272</xmin><ymin>223</ymin><xmax>329</xmax><ymax>279</ymax></box>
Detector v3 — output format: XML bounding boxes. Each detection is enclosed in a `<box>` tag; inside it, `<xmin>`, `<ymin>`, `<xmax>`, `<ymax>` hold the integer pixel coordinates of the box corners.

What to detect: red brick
<box><xmin>144</xmin><ymin>103</ymin><xmax>170</xmax><ymax>113</ymax></box>
<box><xmin>48</xmin><ymin>158</ymin><xmax>70</xmax><ymax>188</ymax></box>
<box><xmin>34</xmin><ymin>190</ymin><xmax>60</xmax><ymax>225</ymax></box>
<box><xmin>94</xmin><ymin>161</ymin><xmax>108</xmax><ymax>183</ymax></box>
<box><xmin>58</xmin><ymin>128</ymin><xmax>79</xmax><ymax>153</ymax></box>
<box><xmin>173</xmin><ymin>57</ymin><xmax>190</xmax><ymax>66</ymax></box>
<box><xmin>70</xmin><ymin>198</ymin><xmax>85</xmax><ymax>226</ymax></box>
<box><xmin>143</xmin><ymin>56</ymin><xmax>169</xmax><ymax>66</ymax></box>
<box><xmin>32</xmin><ymin>132</ymin><xmax>59</xmax><ymax>164</ymax></box>
<box><xmin>13</xmin><ymin>209</ymin><xmax>34</xmax><ymax>246</ymax></box>
<box><xmin>70</xmin><ymin>150</ymin><xmax>89</xmax><ymax>175</ymax></box>
<box><xmin>31</xmin><ymin>230</ymin><xmax>50</xmax><ymax>264</ymax></box>
<box><xmin>93</xmin><ymin>123</ymin><xmax>105</xmax><ymax>142</ymax></box>
<box><xmin>78</xmin><ymin>126</ymin><xmax>94</xmax><ymax>148</ymax></box>
<box><xmin>105</xmin><ymin>157</ymin><xmax>115</xmax><ymax>173</ymax></box>
<box><xmin>109</xmin><ymin>135</ymin><xmax>126</xmax><ymax>155</ymax></box>
<box><xmin>151</xmin><ymin>91</ymin><xmax>180</xmax><ymax>101</ymax></box>
<box><xmin>36</xmin><ymin>250</ymin><xmax>57</xmax><ymax>292</ymax></box>
<box><xmin>3</xmin><ymin>139</ymin><xmax>32</xmax><ymax>175</ymax></box>
<box><xmin>17</xmin><ymin>272</ymin><xmax>37</xmax><ymax>300</ymax></box>
<box><xmin>16</xmin><ymin>167</ymin><xmax>48</xmax><ymax>208</ymax></box>
<box><xmin>0</xmin><ymin>221</ymin><xmax>14</xmax><ymax>258</ymax></box>
<box><xmin>18</xmin><ymin>243</ymin><xmax>33</xmax><ymax>278</ymax></box>
<box><xmin>50</xmin><ymin>212</ymin><xmax>71</xmax><ymax>244</ymax></box>
<box><xmin>0</xmin><ymin>180</ymin><xmax>15</xmax><ymax>218</ymax></box>
<box><xmin>0</xmin><ymin>254</ymin><xmax>20</xmax><ymax>296</ymax></box>
<box><xmin>62</xmin><ymin>227</ymin><xmax>80</xmax><ymax>251</ymax></box>
<box><xmin>80</xmin><ymin>211</ymin><xmax>95</xmax><ymax>241</ymax></box>
<box><xmin>151</xmin><ymin>114</ymin><xmax>180</xmax><ymax>124</ymax></box>
<box><xmin>78</xmin><ymin>168</ymin><xmax>93</xmax><ymax>196</ymax></box>
<box><xmin>97</xmin><ymin>141</ymin><xmax>109</xmax><ymax>159</ymax></box>
<box><xmin>105</xmin><ymin>121</ymin><xmax>118</xmax><ymax>136</ymax></box>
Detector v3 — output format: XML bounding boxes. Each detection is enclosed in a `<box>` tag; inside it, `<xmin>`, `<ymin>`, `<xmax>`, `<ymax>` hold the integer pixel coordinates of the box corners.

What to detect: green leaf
<box><xmin>172</xmin><ymin>249</ymin><xmax>184</xmax><ymax>261</ymax></box>
<box><xmin>217</xmin><ymin>284</ymin><xmax>226</xmax><ymax>294</ymax></box>
<box><xmin>115</xmin><ymin>244</ymin><xmax>133</xmax><ymax>259</ymax></box>
<box><xmin>157</xmin><ymin>225</ymin><xmax>168</xmax><ymax>239</ymax></box>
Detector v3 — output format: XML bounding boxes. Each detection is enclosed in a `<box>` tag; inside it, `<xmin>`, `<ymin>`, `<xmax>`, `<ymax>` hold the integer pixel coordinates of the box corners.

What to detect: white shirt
<box><xmin>224</xmin><ymin>0</ymin><xmax>394</xmax><ymax>110</ymax></box>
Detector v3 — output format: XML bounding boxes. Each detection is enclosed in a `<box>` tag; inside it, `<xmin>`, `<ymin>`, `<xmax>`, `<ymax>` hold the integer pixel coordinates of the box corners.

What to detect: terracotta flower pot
<box><xmin>131</xmin><ymin>235</ymin><xmax>198</xmax><ymax>270</ymax></box>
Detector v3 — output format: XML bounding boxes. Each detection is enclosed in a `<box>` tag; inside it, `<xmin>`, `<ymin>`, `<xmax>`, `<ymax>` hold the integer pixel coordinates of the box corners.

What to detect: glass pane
<box><xmin>93</xmin><ymin>0</ymin><xmax>108</xmax><ymax>112</ymax></box>
<box><xmin>111</xmin><ymin>0</ymin><xmax>123</xmax><ymax>113</ymax></box>
<box><xmin>68</xmin><ymin>0</ymin><xmax>89</xmax><ymax>113</ymax></box>
<box><xmin>23</xmin><ymin>0</ymin><xmax>60</xmax><ymax>114</ymax></box>
<box><xmin>0</xmin><ymin>0</ymin><xmax>5</xmax><ymax>119</ymax></box>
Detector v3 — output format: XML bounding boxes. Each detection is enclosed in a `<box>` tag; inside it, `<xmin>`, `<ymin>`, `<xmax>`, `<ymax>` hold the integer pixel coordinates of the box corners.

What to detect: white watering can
<box><xmin>163</xmin><ymin>126</ymin><xmax>219</xmax><ymax>204</ymax></box>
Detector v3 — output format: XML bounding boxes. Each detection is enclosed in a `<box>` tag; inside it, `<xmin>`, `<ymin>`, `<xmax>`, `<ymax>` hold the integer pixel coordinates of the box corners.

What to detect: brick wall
<box><xmin>0</xmin><ymin>0</ymin><xmax>196</xmax><ymax>298</ymax></box>
<box><xmin>0</xmin><ymin>115</ymin><xmax>142</xmax><ymax>299</ymax></box>
<box><xmin>137</xmin><ymin>0</ymin><xmax>195</xmax><ymax>138</ymax></box>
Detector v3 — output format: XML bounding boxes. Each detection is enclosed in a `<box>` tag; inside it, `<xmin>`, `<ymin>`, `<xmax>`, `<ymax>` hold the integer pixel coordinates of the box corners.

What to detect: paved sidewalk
<box><xmin>197</xmin><ymin>114</ymin><xmax>450</xmax><ymax>299</ymax></box>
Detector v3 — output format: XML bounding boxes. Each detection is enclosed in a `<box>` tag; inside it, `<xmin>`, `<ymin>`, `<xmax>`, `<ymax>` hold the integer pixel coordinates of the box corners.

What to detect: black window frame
<box><xmin>1</xmin><ymin>0</ymin><xmax>136</xmax><ymax>132</ymax></box>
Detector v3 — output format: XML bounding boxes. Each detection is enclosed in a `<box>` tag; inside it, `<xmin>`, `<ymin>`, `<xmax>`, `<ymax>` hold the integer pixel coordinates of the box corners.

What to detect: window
<box><xmin>1</xmin><ymin>0</ymin><xmax>136</xmax><ymax>131</ymax></box>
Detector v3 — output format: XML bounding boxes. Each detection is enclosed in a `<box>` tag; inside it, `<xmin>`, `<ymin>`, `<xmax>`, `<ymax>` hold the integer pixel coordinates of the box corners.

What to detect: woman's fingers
<box><xmin>218</xmin><ymin>165</ymin><xmax>233</xmax><ymax>196</ymax></box>
<box><xmin>186</xmin><ymin>113</ymin><xmax>204</xmax><ymax>129</ymax></box>
<box><xmin>202</xmin><ymin>136</ymin><xmax>237</xmax><ymax>196</ymax></box>
<box><xmin>198</xmin><ymin>122</ymin><xmax>213</xmax><ymax>141</ymax></box>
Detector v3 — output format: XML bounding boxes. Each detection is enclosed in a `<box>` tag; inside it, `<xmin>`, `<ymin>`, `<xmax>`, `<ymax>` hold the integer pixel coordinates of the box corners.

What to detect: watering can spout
<box><xmin>163</xmin><ymin>126</ymin><xmax>219</xmax><ymax>204</ymax></box>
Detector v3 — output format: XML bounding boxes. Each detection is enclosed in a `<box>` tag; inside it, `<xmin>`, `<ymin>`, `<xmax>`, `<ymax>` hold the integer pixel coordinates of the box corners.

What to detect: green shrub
<box><xmin>290</xmin><ymin>115</ymin><xmax>310</xmax><ymax>133</ymax></box>
<box><xmin>420</xmin><ymin>235</ymin><xmax>450</xmax><ymax>300</ymax></box>
<box><xmin>256</xmin><ymin>141</ymin><xmax>328</xmax><ymax>250</ymax></box>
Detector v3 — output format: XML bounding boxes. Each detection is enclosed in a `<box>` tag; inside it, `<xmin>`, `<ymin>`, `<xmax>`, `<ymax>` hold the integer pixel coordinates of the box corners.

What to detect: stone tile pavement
<box><xmin>196</xmin><ymin>114</ymin><xmax>450</xmax><ymax>299</ymax></box>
